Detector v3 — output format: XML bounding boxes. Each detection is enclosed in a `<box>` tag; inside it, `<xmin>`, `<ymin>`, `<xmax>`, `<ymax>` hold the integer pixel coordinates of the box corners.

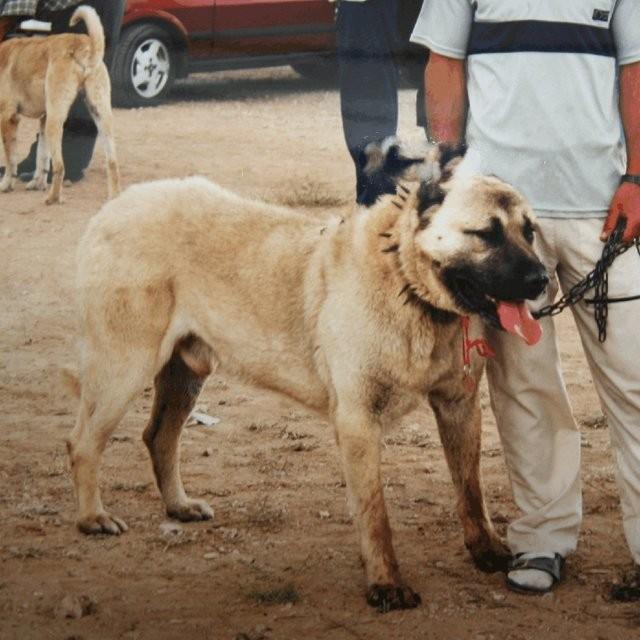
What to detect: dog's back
<box><xmin>0</xmin><ymin>5</ymin><xmax>119</xmax><ymax>203</ymax></box>
<box><xmin>77</xmin><ymin>176</ymin><xmax>332</xmax><ymax>406</ymax></box>
<box><xmin>0</xmin><ymin>6</ymin><xmax>104</xmax><ymax>113</ymax></box>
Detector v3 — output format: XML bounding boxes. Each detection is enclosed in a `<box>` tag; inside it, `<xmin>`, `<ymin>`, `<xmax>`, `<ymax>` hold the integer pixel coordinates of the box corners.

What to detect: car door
<box><xmin>212</xmin><ymin>0</ymin><xmax>335</xmax><ymax>58</ymax></box>
<box><xmin>124</xmin><ymin>0</ymin><xmax>216</xmax><ymax>60</ymax></box>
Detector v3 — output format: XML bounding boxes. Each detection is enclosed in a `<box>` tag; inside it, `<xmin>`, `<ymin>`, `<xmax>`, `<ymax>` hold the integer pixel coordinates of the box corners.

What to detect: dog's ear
<box><xmin>416</xmin><ymin>179</ymin><xmax>445</xmax><ymax>226</ymax></box>
<box><xmin>360</xmin><ymin>137</ymin><xmax>424</xmax><ymax>207</ymax></box>
<box><xmin>363</xmin><ymin>137</ymin><xmax>424</xmax><ymax>179</ymax></box>
<box><xmin>436</xmin><ymin>142</ymin><xmax>467</xmax><ymax>182</ymax></box>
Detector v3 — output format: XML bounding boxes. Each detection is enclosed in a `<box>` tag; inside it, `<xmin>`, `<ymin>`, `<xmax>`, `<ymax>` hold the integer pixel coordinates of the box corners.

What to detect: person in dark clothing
<box><xmin>0</xmin><ymin>0</ymin><xmax>126</xmax><ymax>182</ymax></box>
<box><xmin>336</xmin><ymin>0</ymin><xmax>426</xmax><ymax>205</ymax></box>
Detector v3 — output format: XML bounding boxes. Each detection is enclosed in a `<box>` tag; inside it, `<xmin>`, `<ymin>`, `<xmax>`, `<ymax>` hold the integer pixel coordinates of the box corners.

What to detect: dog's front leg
<box><xmin>334</xmin><ymin>403</ymin><xmax>421</xmax><ymax>612</ymax></box>
<box><xmin>428</xmin><ymin>386</ymin><xmax>510</xmax><ymax>573</ymax></box>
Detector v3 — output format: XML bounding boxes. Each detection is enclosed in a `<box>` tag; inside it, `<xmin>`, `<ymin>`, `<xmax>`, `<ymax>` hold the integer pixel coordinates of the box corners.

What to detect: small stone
<box><xmin>222</xmin><ymin>528</ymin><xmax>239</xmax><ymax>541</ymax></box>
<box><xmin>159</xmin><ymin>522</ymin><xmax>182</xmax><ymax>536</ymax></box>
<box><xmin>55</xmin><ymin>594</ymin><xmax>96</xmax><ymax>619</ymax></box>
<box><xmin>491</xmin><ymin>591</ymin><xmax>506</xmax><ymax>603</ymax></box>
<box><xmin>318</xmin><ymin>510</ymin><xmax>330</xmax><ymax>520</ymax></box>
<box><xmin>203</xmin><ymin>552</ymin><xmax>219</xmax><ymax>560</ymax></box>
<box><xmin>540</xmin><ymin>591</ymin><xmax>556</xmax><ymax>608</ymax></box>
<box><xmin>202</xmin><ymin>448</ymin><xmax>213</xmax><ymax>457</ymax></box>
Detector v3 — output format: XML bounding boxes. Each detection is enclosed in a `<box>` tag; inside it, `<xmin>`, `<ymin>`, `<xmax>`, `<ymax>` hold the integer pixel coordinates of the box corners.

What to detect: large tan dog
<box><xmin>66</xmin><ymin>144</ymin><xmax>548</xmax><ymax>611</ymax></box>
<box><xmin>0</xmin><ymin>6</ymin><xmax>119</xmax><ymax>204</ymax></box>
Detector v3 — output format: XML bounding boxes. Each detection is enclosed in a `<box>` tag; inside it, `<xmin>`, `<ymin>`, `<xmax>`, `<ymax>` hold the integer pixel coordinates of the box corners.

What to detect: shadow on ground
<box><xmin>167</xmin><ymin>68</ymin><xmax>337</xmax><ymax>104</ymax></box>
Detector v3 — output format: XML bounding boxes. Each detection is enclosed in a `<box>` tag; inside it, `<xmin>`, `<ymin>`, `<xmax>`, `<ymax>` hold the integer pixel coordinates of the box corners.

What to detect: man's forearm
<box><xmin>425</xmin><ymin>53</ymin><xmax>467</xmax><ymax>144</ymax></box>
<box><xmin>620</xmin><ymin>61</ymin><xmax>640</xmax><ymax>174</ymax></box>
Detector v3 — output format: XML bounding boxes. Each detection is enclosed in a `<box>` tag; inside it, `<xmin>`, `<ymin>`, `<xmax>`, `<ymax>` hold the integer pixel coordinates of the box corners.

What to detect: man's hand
<box><xmin>601</xmin><ymin>182</ymin><xmax>640</xmax><ymax>243</ymax></box>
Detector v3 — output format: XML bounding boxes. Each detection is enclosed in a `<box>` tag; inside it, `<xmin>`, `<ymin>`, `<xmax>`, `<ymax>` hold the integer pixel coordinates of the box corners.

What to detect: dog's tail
<box><xmin>61</xmin><ymin>367</ymin><xmax>81</xmax><ymax>399</ymax></box>
<box><xmin>69</xmin><ymin>5</ymin><xmax>105</xmax><ymax>69</ymax></box>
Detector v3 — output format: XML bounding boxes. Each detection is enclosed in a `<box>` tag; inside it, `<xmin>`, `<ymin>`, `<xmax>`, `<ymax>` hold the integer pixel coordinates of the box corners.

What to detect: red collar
<box><xmin>461</xmin><ymin>316</ymin><xmax>495</xmax><ymax>391</ymax></box>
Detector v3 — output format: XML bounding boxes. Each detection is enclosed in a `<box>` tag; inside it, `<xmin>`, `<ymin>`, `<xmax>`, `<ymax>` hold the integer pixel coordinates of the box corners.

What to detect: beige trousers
<box><xmin>486</xmin><ymin>217</ymin><xmax>640</xmax><ymax>563</ymax></box>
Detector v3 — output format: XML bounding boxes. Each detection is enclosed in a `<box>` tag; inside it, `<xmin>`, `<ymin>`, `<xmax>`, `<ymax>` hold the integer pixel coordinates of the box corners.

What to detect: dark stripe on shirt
<box><xmin>468</xmin><ymin>20</ymin><xmax>616</xmax><ymax>57</ymax></box>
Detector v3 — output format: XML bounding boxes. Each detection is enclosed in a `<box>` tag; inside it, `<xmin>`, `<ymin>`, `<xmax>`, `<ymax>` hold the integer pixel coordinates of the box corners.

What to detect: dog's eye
<box><xmin>523</xmin><ymin>218</ymin><xmax>535</xmax><ymax>244</ymax></box>
<box><xmin>464</xmin><ymin>217</ymin><xmax>504</xmax><ymax>247</ymax></box>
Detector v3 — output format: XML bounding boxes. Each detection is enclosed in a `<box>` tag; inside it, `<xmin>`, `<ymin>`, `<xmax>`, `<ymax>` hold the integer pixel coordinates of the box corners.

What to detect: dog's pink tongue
<box><xmin>497</xmin><ymin>302</ymin><xmax>542</xmax><ymax>346</ymax></box>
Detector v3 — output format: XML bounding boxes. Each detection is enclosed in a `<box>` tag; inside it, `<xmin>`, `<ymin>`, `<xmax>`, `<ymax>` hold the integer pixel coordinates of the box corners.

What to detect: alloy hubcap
<box><xmin>130</xmin><ymin>38</ymin><xmax>170</xmax><ymax>99</ymax></box>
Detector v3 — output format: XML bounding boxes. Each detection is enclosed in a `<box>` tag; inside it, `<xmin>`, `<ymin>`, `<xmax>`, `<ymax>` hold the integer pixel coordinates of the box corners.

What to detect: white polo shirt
<box><xmin>411</xmin><ymin>0</ymin><xmax>640</xmax><ymax>216</ymax></box>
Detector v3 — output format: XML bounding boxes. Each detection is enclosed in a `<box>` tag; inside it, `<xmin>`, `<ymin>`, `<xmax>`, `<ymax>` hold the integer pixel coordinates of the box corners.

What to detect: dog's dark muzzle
<box><xmin>521</xmin><ymin>265</ymin><xmax>549</xmax><ymax>300</ymax></box>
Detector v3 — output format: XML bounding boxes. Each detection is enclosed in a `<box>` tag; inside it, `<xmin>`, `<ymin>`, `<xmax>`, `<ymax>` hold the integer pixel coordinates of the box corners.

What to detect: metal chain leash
<box><xmin>532</xmin><ymin>218</ymin><xmax>640</xmax><ymax>342</ymax></box>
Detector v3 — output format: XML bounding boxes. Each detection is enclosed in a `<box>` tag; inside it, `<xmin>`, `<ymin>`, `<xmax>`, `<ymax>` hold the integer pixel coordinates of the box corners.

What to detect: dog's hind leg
<box><xmin>0</xmin><ymin>114</ymin><xmax>19</xmax><ymax>193</ymax></box>
<box><xmin>43</xmin><ymin>66</ymin><xmax>77</xmax><ymax>204</ymax></box>
<box><xmin>68</xmin><ymin>348</ymin><xmax>157</xmax><ymax>535</ymax></box>
<box><xmin>428</xmin><ymin>386</ymin><xmax>510</xmax><ymax>573</ymax></box>
<box><xmin>143</xmin><ymin>335</ymin><xmax>214</xmax><ymax>522</ymax></box>
<box><xmin>26</xmin><ymin>117</ymin><xmax>49</xmax><ymax>192</ymax></box>
<box><xmin>44</xmin><ymin>113</ymin><xmax>69</xmax><ymax>205</ymax></box>
<box><xmin>84</xmin><ymin>64</ymin><xmax>121</xmax><ymax>199</ymax></box>
<box><xmin>333</xmin><ymin>400</ymin><xmax>421</xmax><ymax>612</ymax></box>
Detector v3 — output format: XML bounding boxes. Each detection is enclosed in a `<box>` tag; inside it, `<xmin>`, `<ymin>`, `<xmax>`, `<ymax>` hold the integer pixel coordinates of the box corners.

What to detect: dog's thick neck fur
<box><xmin>353</xmin><ymin>185</ymin><xmax>458</xmax><ymax>327</ymax></box>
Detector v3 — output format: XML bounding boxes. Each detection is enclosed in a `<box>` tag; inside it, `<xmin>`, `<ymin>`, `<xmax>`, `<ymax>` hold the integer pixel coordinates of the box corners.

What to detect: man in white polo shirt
<box><xmin>412</xmin><ymin>0</ymin><xmax>640</xmax><ymax>598</ymax></box>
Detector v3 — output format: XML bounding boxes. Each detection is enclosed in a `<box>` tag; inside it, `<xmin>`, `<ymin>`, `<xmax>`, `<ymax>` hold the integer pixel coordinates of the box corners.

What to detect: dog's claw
<box><xmin>366</xmin><ymin>584</ymin><xmax>421</xmax><ymax>613</ymax></box>
<box><xmin>77</xmin><ymin>512</ymin><xmax>128</xmax><ymax>535</ymax></box>
<box><xmin>468</xmin><ymin>538</ymin><xmax>511</xmax><ymax>573</ymax></box>
<box><xmin>167</xmin><ymin>499</ymin><xmax>214</xmax><ymax>522</ymax></box>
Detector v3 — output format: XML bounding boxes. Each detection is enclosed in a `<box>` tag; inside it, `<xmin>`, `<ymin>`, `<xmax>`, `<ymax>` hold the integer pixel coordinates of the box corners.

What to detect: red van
<box><xmin>112</xmin><ymin>0</ymin><xmax>337</xmax><ymax>106</ymax></box>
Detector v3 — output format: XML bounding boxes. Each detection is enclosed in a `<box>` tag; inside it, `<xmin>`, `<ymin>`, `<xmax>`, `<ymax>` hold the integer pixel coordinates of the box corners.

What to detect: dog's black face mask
<box><xmin>442</xmin><ymin>247</ymin><xmax>549</xmax><ymax>320</ymax></box>
<box><xmin>441</xmin><ymin>248</ymin><xmax>548</xmax><ymax>334</ymax></box>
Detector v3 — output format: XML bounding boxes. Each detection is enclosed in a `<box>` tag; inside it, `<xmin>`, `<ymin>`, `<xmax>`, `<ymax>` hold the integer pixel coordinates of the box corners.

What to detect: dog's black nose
<box><xmin>524</xmin><ymin>268</ymin><xmax>549</xmax><ymax>298</ymax></box>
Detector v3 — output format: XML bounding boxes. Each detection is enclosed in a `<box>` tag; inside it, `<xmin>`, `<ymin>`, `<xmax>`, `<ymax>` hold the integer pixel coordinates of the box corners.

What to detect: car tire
<box><xmin>111</xmin><ymin>23</ymin><xmax>176</xmax><ymax>108</ymax></box>
<box><xmin>291</xmin><ymin>56</ymin><xmax>338</xmax><ymax>84</ymax></box>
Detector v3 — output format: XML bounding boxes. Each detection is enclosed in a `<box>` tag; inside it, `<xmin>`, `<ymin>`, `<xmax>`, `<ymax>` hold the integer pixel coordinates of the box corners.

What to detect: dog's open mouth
<box><xmin>449</xmin><ymin>275</ymin><xmax>542</xmax><ymax>346</ymax></box>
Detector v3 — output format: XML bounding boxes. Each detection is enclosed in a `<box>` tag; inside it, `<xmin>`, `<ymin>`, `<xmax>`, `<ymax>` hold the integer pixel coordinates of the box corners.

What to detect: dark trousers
<box><xmin>336</xmin><ymin>0</ymin><xmax>425</xmax><ymax>204</ymax></box>
<box><xmin>20</xmin><ymin>0</ymin><xmax>126</xmax><ymax>176</ymax></box>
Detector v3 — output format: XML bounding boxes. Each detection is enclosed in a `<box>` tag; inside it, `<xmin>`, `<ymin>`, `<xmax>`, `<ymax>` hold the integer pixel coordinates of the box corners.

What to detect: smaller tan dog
<box><xmin>0</xmin><ymin>6</ymin><xmax>120</xmax><ymax>204</ymax></box>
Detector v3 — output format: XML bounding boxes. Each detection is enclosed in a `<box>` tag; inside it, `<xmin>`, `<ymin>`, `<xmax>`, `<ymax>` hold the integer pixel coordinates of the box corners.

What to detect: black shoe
<box><xmin>64</xmin><ymin>167</ymin><xmax>85</xmax><ymax>183</ymax></box>
<box><xmin>610</xmin><ymin>566</ymin><xmax>640</xmax><ymax>602</ymax></box>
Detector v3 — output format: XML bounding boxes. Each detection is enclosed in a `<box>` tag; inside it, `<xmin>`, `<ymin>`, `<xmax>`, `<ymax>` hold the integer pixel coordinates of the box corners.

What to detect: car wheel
<box><xmin>112</xmin><ymin>24</ymin><xmax>176</xmax><ymax>107</ymax></box>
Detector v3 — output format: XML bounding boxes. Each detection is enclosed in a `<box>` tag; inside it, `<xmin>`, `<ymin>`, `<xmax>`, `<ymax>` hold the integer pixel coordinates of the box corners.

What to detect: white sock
<box><xmin>508</xmin><ymin>551</ymin><xmax>556</xmax><ymax>591</ymax></box>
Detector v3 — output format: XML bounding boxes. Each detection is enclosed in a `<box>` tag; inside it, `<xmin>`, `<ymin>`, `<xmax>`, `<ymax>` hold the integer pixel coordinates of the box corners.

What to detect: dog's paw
<box><xmin>468</xmin><ymin>537</ymin><xmax>511</xmax><ymax>573</ymax></box>
<box><xmin>77</xmin><ymin>512</ymin><xmax>128</xmax><ymax>535</ymax></box>
<box><xmin>366</xmin><ymin>584</ymin><xmax>421</xmax><ymax>613</ymax></box>
<box><xmin>167</xmin><ymin>498</ymin><xmax>214</xmax><ymax>522</ymax></box>
<box><xmin>0</xmin><ymin>181</ymin><xmax>13</xmax><ymax>193</ymax></box>
<box><xmin>26</xmin><ymin>179</ymin><xmax>46</xmax><ymax>191</ymax></box>
<box><xmin>45</xmin><ymin>194</ymin><xmax>62</xmax><ymax>205</ymax></box>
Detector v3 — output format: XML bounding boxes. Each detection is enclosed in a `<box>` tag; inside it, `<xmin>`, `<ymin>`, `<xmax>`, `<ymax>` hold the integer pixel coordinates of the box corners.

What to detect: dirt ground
<box><xmin>1</xmin><ymin>68</ymin><xmax>639</xmax><ymax>640</ymax></box>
